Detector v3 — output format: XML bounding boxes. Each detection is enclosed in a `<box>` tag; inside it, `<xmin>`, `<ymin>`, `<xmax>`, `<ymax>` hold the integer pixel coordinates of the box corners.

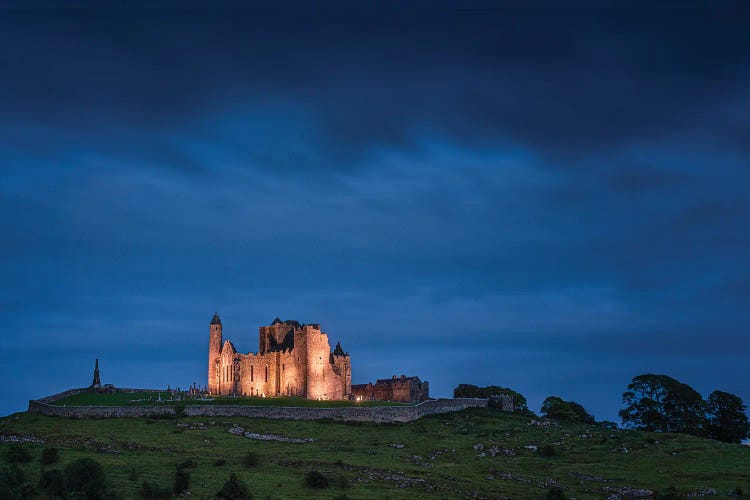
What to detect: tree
<box><xmin>216</xmin><ymin>473</ymin><xmax>251</xmax><ymax>499</ymax></box>
<box><xmin>706</xmin><ymin>390</ymin><xmax>750</xmax><ymax>444</ymax></box>
<box><xmin>619</xmin><ymin>374</ymin><xmax>705</xmax><ymax>435</ymax></box>
<box><xmin>541</xmin><ymin>396</ymin><xmax>595</xmax><ymax>424</ymax></box>
<box><xmin>64</xmin><ymin>458</ymin><xmax>108</xmax><ymax>499</ymax></box>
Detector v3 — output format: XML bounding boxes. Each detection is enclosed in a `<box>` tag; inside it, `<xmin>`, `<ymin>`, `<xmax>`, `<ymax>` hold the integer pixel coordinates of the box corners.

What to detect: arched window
<box><xmin>251</xmin><ymin>366</ymin><xmax>254</xmax><ymax>382</ymax></box>
<box><xmin>265</xmin><ymin>366</ymin><xmax>268</xmax><ymax>382</ymax></box>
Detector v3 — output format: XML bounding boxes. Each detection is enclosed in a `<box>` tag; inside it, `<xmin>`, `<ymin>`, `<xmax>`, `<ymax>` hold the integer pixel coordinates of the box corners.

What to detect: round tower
<box><xmin>207</xmin><ymin>312</ymin><xmax>222</xmax><ymax>394</ymax></box>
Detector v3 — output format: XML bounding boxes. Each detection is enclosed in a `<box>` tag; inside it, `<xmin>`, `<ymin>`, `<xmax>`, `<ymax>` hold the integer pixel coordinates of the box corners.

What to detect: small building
<box><xmin>352</xmin><ymin>375</ymin><xmax>429</xmax><ymax>403</ymax></box>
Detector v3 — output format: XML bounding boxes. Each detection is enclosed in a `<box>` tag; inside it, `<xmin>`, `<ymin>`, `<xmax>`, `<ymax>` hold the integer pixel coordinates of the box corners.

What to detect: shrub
<box><xmin>214</xmin><ymin>459</ymin><xmax>227</xmax><ymax>466</ymax></box>
<box><xmin>63</xmin><ymin>458</ymin><xmax>107</xmax><ymax>499</ymax></box>
<box><xmin>176</xmin><ymin>458</ymin><xmax>197</xmax><ymax>470</ymax></box>
<box><xmin>305</xmin><ymin>469</ymin><xmax>328</xmax><ymax>488</ymax></box>
<box><xmin>5</xmin><ymin>444</ymin><xmax>32</xmax><ymax>463</ymax></box>
<box><xmin>537</xmin><ymin>444</ymin><xmax>556</xmax><ymax>457</ymax></box>
<box><xmin>174</xmin><ymin>469</ymin><xmax>191</xmax><ymax>495</ymax></box>
<box><xmin>140</xmin><ymin>480</ymin><xmax>172</xmax><ymax>499</ymax></box>
<box><xmin>0</xmin><ymin>464</ymin><xmax>25</xmax><ymax>499</ymax></box>
<box><xmin>655</xmin><ymin>485</ymin><xmax>685</xmax><ymax>499</ymax></box>
<box><xmin>216</xmin><ymin>473</ymin><xmax>251</xmax><ymax>499</ymax></box>
<box><xmin>337</xmin><ymin>474</ymin><xmax>350</xmax><ymax>488</ymax></box>
<box><xmin>128</xmin><ymin>467</ymin><xmax>139</xmax><ymax>481</ymax></box>
<box><xmin>41</xmin><ymin>447</ymin><xmax>59</xmax><ymax>465</ymax></box>
<box><xmin>39</xmin><ymin>469</ymin><xmax>64</xmax><ymax>497</ymax></box>
<box><xmin>543</xmin><ymin>487</ymin><xmax>566</xmax><ymax>499</ymax></box>
<box><xmin>242</xmin><ymin>451</ymin><xmax>259</xmax><ymax>468</ymax></box>
<box><xmin>541</xmin><ymin>396</ymin><xmax>595</xmax><ymax>424</ymax></box>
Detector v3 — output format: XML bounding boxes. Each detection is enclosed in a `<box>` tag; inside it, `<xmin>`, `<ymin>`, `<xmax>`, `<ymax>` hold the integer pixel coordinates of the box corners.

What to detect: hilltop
<box><xmin>1</xmin><ymin>407</ymin><xmax>748</xmax><ymax>499</ymax></box>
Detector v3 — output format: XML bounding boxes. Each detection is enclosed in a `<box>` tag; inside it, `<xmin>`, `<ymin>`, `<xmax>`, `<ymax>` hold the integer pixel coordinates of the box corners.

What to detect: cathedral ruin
<box><xmin>207</xmin><ymin>314</ymin><xmax>352</xmax><ymax>400</ymax></box>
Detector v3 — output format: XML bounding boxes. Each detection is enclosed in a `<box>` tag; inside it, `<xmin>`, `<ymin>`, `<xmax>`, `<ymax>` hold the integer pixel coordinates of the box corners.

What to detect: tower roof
<box><xmin>210</xmin><ymin>312</ymin><xmax>221</xmax><ymax>325</ymax></box>
<box><xmin>333</xmin><ymin>341</ymin><xmax>346</xmax><ymax>356</ymax></box>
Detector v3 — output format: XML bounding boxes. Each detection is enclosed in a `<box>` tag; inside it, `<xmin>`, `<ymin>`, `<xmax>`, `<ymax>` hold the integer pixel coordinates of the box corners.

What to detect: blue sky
<box><xmin>1</xmin><ymin>4</ymin><xmax>749</xmax><ymax>420</ymax></box>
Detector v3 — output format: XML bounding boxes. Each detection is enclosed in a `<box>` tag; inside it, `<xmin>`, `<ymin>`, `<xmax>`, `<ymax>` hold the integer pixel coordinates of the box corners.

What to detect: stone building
<box><xmin>351</xmin><ymin>375</ymin><xmax>430</xmax><ymax>403</ymax></box>
<box><xmin>207</xmin><ymin>314</ymin><xmax>352</xmax><ymax>400</ymax></box>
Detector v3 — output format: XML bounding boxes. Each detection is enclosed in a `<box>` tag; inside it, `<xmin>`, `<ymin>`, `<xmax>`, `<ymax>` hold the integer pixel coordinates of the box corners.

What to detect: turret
<box><xmin>207</xmin><ymin>312</ymin><xmax>222</xmax><ymax>394</ymax></box>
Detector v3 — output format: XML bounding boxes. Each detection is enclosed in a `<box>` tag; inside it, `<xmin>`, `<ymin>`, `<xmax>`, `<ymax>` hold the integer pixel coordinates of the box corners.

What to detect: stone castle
<box><xmin>352</xmin><ymin>375</ymin><xmax>429</xmax><ymax>403</ymax></box>
<box><xmin>208</xmin><ymin>314</ymin><xmax>352</xmax><ymax>400</ymax></box>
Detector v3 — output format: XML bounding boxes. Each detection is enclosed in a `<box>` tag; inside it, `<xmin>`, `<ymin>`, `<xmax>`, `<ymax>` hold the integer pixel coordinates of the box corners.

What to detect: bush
<box><xmin>176</xmin><ymin>458</ymin><xmax>196</xmax><ymax>470</ymax></box>
<box><xmin>543</xmin><ymin>487</ymin><xmax>566</xmax><ymax>499</ymax></box>
<box><xmin>140</xmin><ymin>480</ymin><xmax>172</xmax><ymax>499</ymax></box>
<box><xmin>541</xmin><ymin>396</ymin><xmax>595</xmax><ymax>424</ymax></box>
<box><xmin>337</xmin><ymin>474</ymin><xmax>350</xmax><ymax>488</ymax></box>
<box><xmin>242</xmin><ymin>451</ymin><xmax>259</xmax><ymax>468</ymax></box>
<box><xmin>128</xmin><ymin>467</ymin><xmax>139</xmax><ymax>481</ymax></box>
<box><xmin>5</xmin><ymin>444</ymin><xmax>32</xmax><ymax>463</ymax></box>
<box><xmin>305</xmin><ymin>469</ymin><xmax>328</xmax><ymax>488</ymax></box>
<box><xmin>655</xmin><ymin>485</ymin><xmax>685</xmax><ymax>499</ymax></box>
<box><xmin>41</xmin><ymin>447</ymin><xmax>59</xmax><ymax>465</ymax></box>
<box><xmin>39</xmin><ymin>469</ymin><xmax>64</xmax><ymax>497</ymax></box>
<box><xmin>216</xmin><ymin>473</ymin><xmax>251</xmax><ymax>499</ymax></box>
<box><xmin>0</xmin><ymin>464</ymin><xmax>25</xmax><ymax>499</ymax></box>
<box><xmin>537</xmin><ymin>444</ymin><xmax>556</xmax><ymax>457</ymax></box>
<box><xmin>64</xmin><ymin>458</ymin><xmax>107</xmax><ymax>499</ymax></box>
<box><xmin>174</xmin><ymin>468</ymin><xmax>191</xmax><ymax>495</ymax></box>
<box><xmin>214</xmin><ymin>459</ymin><xmax>227</xmax><ymax>466</ymax></box>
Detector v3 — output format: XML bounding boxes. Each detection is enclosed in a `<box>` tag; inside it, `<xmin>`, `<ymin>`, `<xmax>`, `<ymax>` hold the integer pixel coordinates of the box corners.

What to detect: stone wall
<box><xmin>28</xmin><ymin>400</ymin><xmax>175</xmax><ymax>418</ymax></box>
<box><xmin>28</xmin><ymin>397</ymin><xmax>490</xmax><ymax>422</ymax></box>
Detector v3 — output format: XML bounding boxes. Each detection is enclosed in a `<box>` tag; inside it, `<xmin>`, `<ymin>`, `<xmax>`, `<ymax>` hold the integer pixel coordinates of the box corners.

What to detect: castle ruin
<box><xmin>208</xmin><ymin>314</ymin><xmax>352</xmax><ymax>400</ymax></box>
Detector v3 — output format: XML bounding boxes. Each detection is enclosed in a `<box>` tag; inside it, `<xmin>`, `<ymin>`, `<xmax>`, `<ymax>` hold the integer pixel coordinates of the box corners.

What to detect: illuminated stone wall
<box><xmin>209</xmin><ymin>316</ymin><xmax>351</xmax><ymax>400</ymax></box>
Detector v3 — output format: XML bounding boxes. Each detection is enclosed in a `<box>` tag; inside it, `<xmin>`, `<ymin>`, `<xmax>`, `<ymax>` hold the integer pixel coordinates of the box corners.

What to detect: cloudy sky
<box><xmin>1</xmin><ymin>4</ymin><xmax>749</xmax><ymax>420</ymax></box>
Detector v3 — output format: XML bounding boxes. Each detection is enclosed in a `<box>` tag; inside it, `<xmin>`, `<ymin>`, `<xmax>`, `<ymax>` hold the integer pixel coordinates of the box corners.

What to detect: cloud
<box><xmin>1</xmin><ymin>7</ymin><xmax>749</xmax><ymax>418</ymax></box>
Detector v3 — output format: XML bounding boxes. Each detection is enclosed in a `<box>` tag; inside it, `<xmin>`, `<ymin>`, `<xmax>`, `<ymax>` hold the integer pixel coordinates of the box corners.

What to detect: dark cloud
<box><xmin>1</xmin><ymin>6</ymin><xmax>749</xmax><ymax>419</ymax></box>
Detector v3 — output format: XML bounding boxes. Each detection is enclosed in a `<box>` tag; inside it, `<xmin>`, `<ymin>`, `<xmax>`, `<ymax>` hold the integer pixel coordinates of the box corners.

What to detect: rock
<box><xmin>390</xmin><ymin>443</ymin><xmax>405</xmax><ymax>449</ymax></box>
<box><xmin>227</xmin><ymin>426</ymin><xmax>245</xmax><ymax>435</ymax></box>
<box><xmin>473</xmin><ymin>443</ymin><xmax>484</xmax><ymax>451</ymax></box>
<box><xmin>523</xmin><ymin>445</ymin><xmax>538</xmax><ymax>451</ymax></box>
<box><xmin>688</xmin><ymin>488</ymin><xmax>717</xmax><ymax>497</ymax></box>
<box><xmin>603</xmin><ymin>486</ymin><xmax>654</xmax><ymax>498</ymax></box>
<box><xmin>569</xmin><ymin>471</ymin><xmax>612</xmax><ymax>483</ymax></box>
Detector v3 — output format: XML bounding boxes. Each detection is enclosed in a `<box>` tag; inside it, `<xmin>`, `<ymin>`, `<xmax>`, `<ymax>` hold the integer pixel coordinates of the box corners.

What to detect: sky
<box><xmin>1</xmin><ymin>4</ymin><xmax>749</xmax><ymax>420</ymax></box>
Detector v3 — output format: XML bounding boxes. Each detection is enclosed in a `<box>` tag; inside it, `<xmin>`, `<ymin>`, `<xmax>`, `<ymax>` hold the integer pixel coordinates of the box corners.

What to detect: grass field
<box><xmin>51</xmin><ymin>392</ymin><xmax>408</xmax><ymax>408</ymax></box>
<box><xmin>1</xmin><ymin>408</ymin><xmax>748</xmax><ymax>499</ymax></box>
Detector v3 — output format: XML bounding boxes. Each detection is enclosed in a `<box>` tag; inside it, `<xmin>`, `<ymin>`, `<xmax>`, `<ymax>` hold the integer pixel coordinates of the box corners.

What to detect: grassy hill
<box><xmin>1</xmin><ymin>407</ymin><xmax>748</xmax><ymax>499</ymax></box>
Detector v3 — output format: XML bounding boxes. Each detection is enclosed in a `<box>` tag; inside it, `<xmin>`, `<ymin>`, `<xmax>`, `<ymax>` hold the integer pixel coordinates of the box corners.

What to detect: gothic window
<box><xmin>251</xmin><ymin>366</ymin><xmax>254</xmax><ymax>382</ymax></box>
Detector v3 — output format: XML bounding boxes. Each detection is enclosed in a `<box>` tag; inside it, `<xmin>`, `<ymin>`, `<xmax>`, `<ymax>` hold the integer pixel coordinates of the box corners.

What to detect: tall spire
<box><xmin>333</xmin><ymin>342</ymin><xmax>345</xmax><ymax>356</ymax></box>
<box><xmin>91</xmin><ymin>358</ymin><xmax>101</xmax><ymax>388</ymax></box>
<box><xmin>211</xmin><ymin>312</ymin><xmax>221</xmax><ymax>325</ymax></box>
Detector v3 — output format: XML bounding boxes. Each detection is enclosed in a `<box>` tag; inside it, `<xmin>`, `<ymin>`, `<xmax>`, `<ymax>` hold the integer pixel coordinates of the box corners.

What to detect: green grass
<box><xmin>51</xmin><ymin>392</ymin><xmax>409</xmax><ymax>407</ymax></box>
<box><xmin>2</xmin><ymin>408</ymin><xmax>748</xmax><ymax>499</ymax></box>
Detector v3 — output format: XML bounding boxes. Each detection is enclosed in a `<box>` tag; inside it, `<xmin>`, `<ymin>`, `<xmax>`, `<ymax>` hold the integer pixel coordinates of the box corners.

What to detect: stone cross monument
<box><xmin>90</xmin><ymin>358</ymin><xmax>101</xmax><ymax>388</ymax></box>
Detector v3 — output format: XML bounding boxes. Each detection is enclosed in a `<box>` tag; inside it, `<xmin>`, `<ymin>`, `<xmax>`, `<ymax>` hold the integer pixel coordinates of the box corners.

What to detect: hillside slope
<box><xmin>1</xmin><ymin>408</ymin><xmax>748</xmax><ymax>498</ymax></box>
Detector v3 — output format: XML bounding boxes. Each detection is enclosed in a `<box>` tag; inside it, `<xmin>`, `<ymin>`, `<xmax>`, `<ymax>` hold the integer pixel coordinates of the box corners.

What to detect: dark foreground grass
<box><xmin>1</xmin><ymin>408</ymin><xmax>748</xmax><ymax>499</ymax></box>
<box><xmin>52</xmin><ymin>392</ymin><xmax>408</xmax><ymax>407</ymax></box>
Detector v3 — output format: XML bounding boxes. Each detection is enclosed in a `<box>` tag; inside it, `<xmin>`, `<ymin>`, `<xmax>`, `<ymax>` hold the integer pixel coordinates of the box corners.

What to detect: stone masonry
<box><xmin>208</xmin><ymin>314</ymin><xmax>352</xmax><ymax>400</ymax></box>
